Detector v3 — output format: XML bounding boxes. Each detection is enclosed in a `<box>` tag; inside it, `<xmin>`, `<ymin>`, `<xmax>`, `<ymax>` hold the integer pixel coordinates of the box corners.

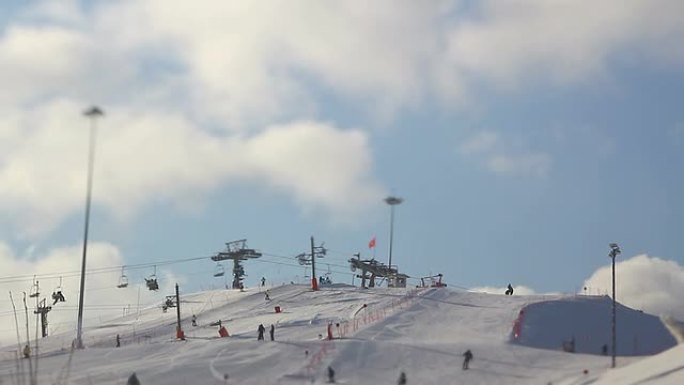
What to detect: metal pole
<box><xmin>311</xmin><ymin>236</ymin><xmax>318</xmax><ymax>291</ymax></box>
<box><xmin>388</xmin><ymin>204</ymin><xmax>395</xmax><ymax>268</ymax></box>
<box><xmin>175</xmin><ymin>283</ymin><xmax>183</xmax><ymax>340</ymax></box>
<box><xmin>76</xmin><ymin>106</ymin><xmax>103</xmax><ymax>349</ymax></box>
<box><xmin>384</xmin><ymin>196</ymin><xmax>403</xmax><ymax>277</ymax></box>
<box><xmin>611</xmin><ymin>255</ymin><xmax>616</xmax><ymax>368</ymax></box>
<box><xmin>608</xmin><ymin>243</ymin><xmax>620</xmax><ymax>369</ymax></box>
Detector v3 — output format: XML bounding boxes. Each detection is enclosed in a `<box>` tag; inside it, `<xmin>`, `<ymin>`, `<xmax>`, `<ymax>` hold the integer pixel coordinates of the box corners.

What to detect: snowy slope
<box><xmin>0</xmin><ymin>285</ymin><xmax>679</xmax><ymax>385</ymax></box>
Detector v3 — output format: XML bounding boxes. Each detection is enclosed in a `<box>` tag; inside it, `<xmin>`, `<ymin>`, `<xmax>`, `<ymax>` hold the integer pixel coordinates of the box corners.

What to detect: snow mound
<box><xmin>512</xmin><ymin>295</ymin><xmax>676</xmax><ymax>355</ymax></box>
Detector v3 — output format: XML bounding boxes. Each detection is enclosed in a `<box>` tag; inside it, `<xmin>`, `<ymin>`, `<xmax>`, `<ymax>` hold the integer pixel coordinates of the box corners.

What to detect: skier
<box><xmin>116</xmin><ymin>334</ymin><xmax>121</xmax><ymax>348</ymax></box>
<box><xmin>257</xmin><ymin>324</ymin><xmax>266</xmax><ymax>340</ymax></box>
<box><xmin>462</xmin><ymin>349</ymin><xmax>473</xmax><ymax>370</ymax></box>
<box><xmin>505</xmin><ymin>284</ymin><xmax>514</xmax><ymax>295</ymax></box>
<box><xmin>327</xmin><ymin>366</ymin><xmax>336</xmax><ymax>383</ymax></box>
<box><xmin>398</xmin><ymin>371</ymin><xmax>407</xmax><ymax>385</ymax></box>
<box><xmin>269</xmin><ymin>324</ymin><xmax>275</xmax><ymax>341</ymax></box>
<box><xmin>261</xmin><ymin>277</ymin><xmax>266</xmax><ymax>287</ymax></box>
<box><xmin>192</xmin><ymin>314</ymin><xmax>197</xmax><ymax>327</ymax></box>
<box><xmin>127</xmin><ymin>372</ymin><xmax>141</xmax><ymax>385</ymax></box>
<box><xmin>23</xmin><ymin>344</ymin><xmax>30</xmax><ymax>359</ymax></box>
<box><xmin>264</xmin><ymin>290</ymin><xmax>270</xmax><ymax>301</ymax></box>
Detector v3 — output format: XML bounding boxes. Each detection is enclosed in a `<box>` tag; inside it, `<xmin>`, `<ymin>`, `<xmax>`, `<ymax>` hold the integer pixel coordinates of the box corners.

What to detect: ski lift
<box><xmin>145</xmin><ymin>266</ymin><xmax>159</xmax><ymax>291</ymax></box>
<box><xmin>51</xmin><ymin>277</ymin><xmax>66</xmax><ymax>305</ymax></box>
<box><xmin>117</xmin><ymin>266</ymin><xmax>129</xmax><ymax>288</ymax></box>
<box><xmin>29</xmin><ymin>277</ymin><xmax>39</xmax><ymax>298</ymax></box>
<box><xmin>213</xmin><ymin>262</ymin><xmax>225</xmax><ymax>277</ymax></box>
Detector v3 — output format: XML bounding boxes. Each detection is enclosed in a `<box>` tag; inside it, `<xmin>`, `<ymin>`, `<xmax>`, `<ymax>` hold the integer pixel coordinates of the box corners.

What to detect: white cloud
<box><xmin>0</xmin><ymin>101</ymin><xmax>384</xmax><ymax>237</ymax></box>
<box><xmin>0</xmin><ymin>241</ymin><xmax>179</xmax><ymax>346</ymax></box>
<box><xmin>582</xmin><ymin>255</ymin><xmax>684</xmax><ymax>320</ymax></box>
<box><xmin>459</xmin><ymin>130</ymin><xmax>551</xmax><ymax>177</ymax></box>
<box><xmin>446</xmin><ymin>0</ymin><xmax>684</xmax><ymax>85</ymax></box>
<box><xmin>1</xmin><ymin>1</ymin><xmax>683</xmax><ymax>237</ymax></box>
<box><xmin>470</xmin><ymin>285</ymin><xmax>537</xmax><ymax>296</ymax></box>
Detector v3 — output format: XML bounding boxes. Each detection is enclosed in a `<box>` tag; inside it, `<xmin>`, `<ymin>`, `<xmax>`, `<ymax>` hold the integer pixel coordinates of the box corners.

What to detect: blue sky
<box><xmin>1</xmin><ymin>1</ymin><xmax>683</xmax><ymax>328</ymax></box>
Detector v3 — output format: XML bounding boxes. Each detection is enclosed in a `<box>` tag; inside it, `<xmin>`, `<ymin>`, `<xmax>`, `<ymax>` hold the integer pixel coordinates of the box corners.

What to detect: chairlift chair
<box><xmin>145</xmin><ymin>266</ymin><xmax>159</xmax><ymax>291</ymax></box>
<box><xmin>51</xmin><ymin>277</ymin><xmax>66</xmax><ymax>304</ymax></box>
<box><xmin>117</xmin><ymin>266</ymin><xmax>129</xmax><ymax>288</ymax></box>
<box><xmin>29</xmin><ymin>277</ymin><xmax>40</xmax><ymax>298</ymax></box>
<box><xmin>214</xmin><ymin>262</ymin><xmax>225</xmax><ymax>277</ymax></box>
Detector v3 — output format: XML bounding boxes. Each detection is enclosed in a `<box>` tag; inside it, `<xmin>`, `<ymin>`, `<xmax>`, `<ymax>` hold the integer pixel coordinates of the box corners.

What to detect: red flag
<box><xmin>368</xmin><ymin>237</ymin><xmax>376</xmax><ymax>249</ymax></box>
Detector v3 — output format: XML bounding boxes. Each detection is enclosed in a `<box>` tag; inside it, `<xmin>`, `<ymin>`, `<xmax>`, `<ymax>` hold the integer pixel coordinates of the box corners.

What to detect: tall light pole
<box><xmin>384</xmin><ymin>196</ymin><xmax>403</xmax><ymax>271</ymax></box>
<box><xmin>608</xmin><ymin>242</ymin><xmax>621</xmax><ymax>368</ymax></box>
<box><xmin>75</xmin><ymin>106</ymin><xmax>104</xmax><ymax>349</ymax></box>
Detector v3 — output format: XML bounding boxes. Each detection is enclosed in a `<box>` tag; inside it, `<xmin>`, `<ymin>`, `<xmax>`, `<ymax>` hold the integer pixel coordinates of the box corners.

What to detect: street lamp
<box><xmin>608</xmin><ymin>242</ymin><xmax>621</xmax><ymax>368</ymax></box>
<box><xmin>75</xmin><ymin>106</ymin><xmax>104</xmax><ymax>349</ymax></box>
<box><xmin>384</xmin><ymin>196</ymin><xmax>403</xmax><ymax>271</ymax></box>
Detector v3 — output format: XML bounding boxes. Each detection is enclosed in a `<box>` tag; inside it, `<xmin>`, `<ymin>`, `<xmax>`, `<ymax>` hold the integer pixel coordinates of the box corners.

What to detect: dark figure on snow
<box><xmin>116</xmin><ymin>334</ymin><xmax>121</xmax><ymax>347</ymax></box>
<box><xmin>462</xmin><ymin>349</ymin><xmax>473</xmax><ymax>370</ymax></box>
<box><xmin>398</xmin><ymin>371</ymin><xmax>407</xmax><ymax>385</ymax></box>
<box><xmin>192</xmin><ymin>314</ymin><xmax>197</xmax><ymax>327</ymax></box>
<box><xmin>269</xmin><ymin>324</ymin><xmax>275</xmax><ymax>341</ymax></box>
<box><xmin>257</xmin><ymin>324</ymin><xmax>266</xmax><ymax>340</ymax></box>
<box><xmin>327</xmin><ymin>366</ymin><xmax>336</xmax><ymax>383</ymax></box>
<box><xmin>602</xmin><ymin>344</ymin><xmax>608</xmax><ymax>355</ymax></box>
<box><xmin>261</xmin><ymin>277</ymin><xmax>266</xmax><ymax>287</ymax></box>
<box><xmin>264</xmin><ymin>291</ymin><xmax>270</xmax><ymax>301</ymax></box>
<box><xmin>127</xmin><ymin>372</ymin><xmax>141</xmax><ymax>385</ymax></box>
<box><xmin>505</xmin><ymin>284</ymin><xmax>514</xmax><ymax>295</ymax></box>
<box><xmin>23</xmin><ymin>344</ymin><xmax>30</xmax><ymax>358</ymax></box>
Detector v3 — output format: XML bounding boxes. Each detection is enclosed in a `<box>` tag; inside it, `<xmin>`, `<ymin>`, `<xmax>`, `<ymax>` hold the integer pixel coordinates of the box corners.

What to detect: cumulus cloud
<box><xmin>582</xmin><ymin>255</ymin><xmax>684</xmax><ymax>320</ymax></box>
<box><xmin>446</xmin><ymin>0</ymin><xmax>684</xmax><ymax>85</ymax></box>
<box><xmin>1</xmin><ymin>1</ymin><xmax>683</xmax><ymax>237</ymax></box>
<box><xmin>0</xmin><ymin>101</ymin><xmax>384</xmax><ymax>236</ymax></box>
<box><xmin>470</xmin><ymin>285</ymin><xmax>537</xmax><ymax>296</ymax></box>
<box><xmin>459</xmin><ymin>130</ymin><xmax>551</xmax><ymax>177</ymax></box>
<box><xmin>0</xmin><ymin>241</ymin><xmax>179</xmax><ymax>346</ymax></box>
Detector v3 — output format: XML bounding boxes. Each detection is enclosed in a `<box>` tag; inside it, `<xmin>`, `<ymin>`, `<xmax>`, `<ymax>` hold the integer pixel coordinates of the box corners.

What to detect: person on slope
<box><xmin>127</xmin><ymin>372</ymin><xmax>141</xmax><ymax>385</ymax></box>
<box><xmin>398</xmin><ymin>371</ymin><xmax>407</xmax><ymax>385</ymax></box>
<box><xmin>264</xmin><ymin>290</ymin><xmax>270</xmax><ymax>301</ymax></box>
<box><xmin>327</xmin><ymin>366</ymin><xmax>336</xmax><ymax>383</ymax></box>
<box><xmin>257</xmin><ymin>324</ymin><xmax>266</xmax><ymax>340</ymax></box>
<box><xmin>505</xmin><ymin>284</ymin><xmax>514</xmax><ymax>295</ymax></box>
<box><xmin>269</xmin><ymin>324</ymin><xmax>275</xmax><ymax>341</ymax></box>
<box><xmin>261</xmin><ymin>277</ymin><xmax>266</xmax><ymax>287</ymax></box>
<box><xmin>462</xmin><ymin>349</ymin><xmax>473</xmax><ymax>370</ymax></box>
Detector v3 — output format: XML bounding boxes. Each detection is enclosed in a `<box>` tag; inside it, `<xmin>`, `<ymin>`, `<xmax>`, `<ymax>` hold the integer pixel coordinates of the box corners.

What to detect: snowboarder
<box><xmin>327</xmin><ymin>366</ymin><xmax>336</xmax><ymax>383</ymax></box>
<box><xmin>264</xmin><ymin>290</ymin><xmax>270</xmax><ymax>301</ymax></box>
<box><xmin>127</xmin><ymin>372</ymin><xmax>141</xmax><ymax>385</ymax></box>
<box><xmin>192</xmin><ymin>314</ymin><xmax>197</xmax><ymax>327</ymax></box>
<box><xmin>505</xmin><ymin>284</ymin><xmax>514</xmax><ymax>295</ymax></box>
<box><xmin>269</xmin><ymin>324</ymin><xmax>275</xmax><ymax>341</ymax></box>
<box><xmin>257</xmin><ymin>324</ymin><xmax>266</xmax><ymax>340</ymax></box>
<box><xmin>261</xmin><ymin>277</ymin><xmax>266</xmax><ymax>287</ymax></box>
<box><xmin>398</xmin><ymin>371</ymin><xmax>407</xmax><ymax>385</ymax></box>
<box><xmin>116</xmin><ymin>334</ymin><xmax>121</xmax><ymax>348</ymax></box>
<box><xmin>462</xmin><ymin>349</ymin><xmax>473</xmax><ymax>370</ymax></box>
<box><xmin>23</xmin><ymin>344</ymin><xmax>30</xmax><ymax>359</ymax></box>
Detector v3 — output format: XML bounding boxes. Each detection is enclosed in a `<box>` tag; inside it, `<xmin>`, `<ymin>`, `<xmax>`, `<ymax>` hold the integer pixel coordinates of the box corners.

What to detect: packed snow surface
<box><xmin>1</xmin><ymin>284</ymin><xmax>681</xmax><ymax>384</ymax></box>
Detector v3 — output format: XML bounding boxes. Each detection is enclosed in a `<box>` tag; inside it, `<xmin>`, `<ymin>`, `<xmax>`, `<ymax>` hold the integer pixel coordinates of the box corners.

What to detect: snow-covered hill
<box><xmin>0</xmin><ymin>284</ymin><xmax>681</xmax><ymax>384</ymax></box>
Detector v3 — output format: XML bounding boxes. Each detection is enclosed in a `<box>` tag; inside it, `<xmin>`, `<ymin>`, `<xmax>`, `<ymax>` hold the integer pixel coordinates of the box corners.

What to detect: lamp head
<box><xmin>608</xmin><ymin>243</ymin><xmax>621</xmax><ymax>258</ymax></box>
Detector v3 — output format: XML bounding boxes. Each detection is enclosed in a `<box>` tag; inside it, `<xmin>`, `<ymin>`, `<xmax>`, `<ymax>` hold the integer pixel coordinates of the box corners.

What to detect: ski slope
<box><xmin>0</xmin><ymin>284</ymin><xmax>681</xmax><ymax>384</ymax></box>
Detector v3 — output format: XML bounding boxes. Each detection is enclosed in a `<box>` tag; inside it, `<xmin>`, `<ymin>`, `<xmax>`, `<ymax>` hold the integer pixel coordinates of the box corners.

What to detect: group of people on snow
<box><xmin>257</xmin><ymin>323</ymin><xmax>275</xmax><ymax>341</ymax></box>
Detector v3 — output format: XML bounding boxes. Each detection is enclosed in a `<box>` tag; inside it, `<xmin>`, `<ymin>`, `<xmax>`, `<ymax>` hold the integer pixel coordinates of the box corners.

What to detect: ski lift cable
<box><xmin>0</xmin><ymin>255</ymin><xmax>212</xmax><ymax>285</ymax></box>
